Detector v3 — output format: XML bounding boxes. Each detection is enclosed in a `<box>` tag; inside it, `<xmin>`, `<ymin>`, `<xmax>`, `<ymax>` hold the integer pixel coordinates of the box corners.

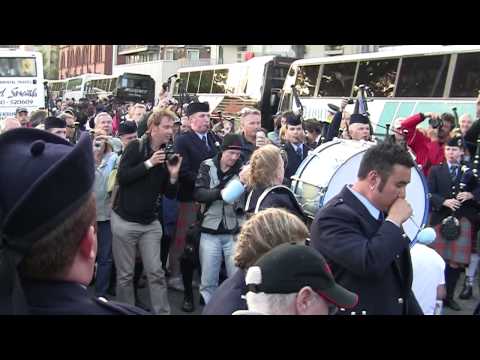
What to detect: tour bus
<box><xmin>279</xmin><ymin>45</ymin><xmax>480</xmax><ymax>136</ymax></box>
<box><xmin>0</xmin><ymin>49</ymin><xmax>45</xmax><ymax>119</ymax></box>
<box><xmin>62</xmin><ymin>73</ymin><xmax>112</xmax><ymax>101</ymax></box>
<box><xmin>47</xmin><ymin>79</ymin><xmax>67</xmax><ymax>100</ymax></box>
<box><xmin>168</xmin><ymin>56</ymin><xmax>295</xmax><ymax>131</ymax></box>
<box><xmin>84</xmin><ymin>73</ymin><xmax>155</xmax><ymax>104</ymax></box>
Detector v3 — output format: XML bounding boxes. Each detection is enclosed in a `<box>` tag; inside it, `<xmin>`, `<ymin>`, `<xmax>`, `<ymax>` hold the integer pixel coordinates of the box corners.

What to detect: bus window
<box><xmin>0</xmin><ymin>57</ymin><xmax>37</xmax><ymax>77</ymax></box>
<box><xmin>450</xmin><ymin>52</ymin><xmax>480</xmax><ymax>98</ymax></box>
<box><xmin>67</xmin><ymin>78</ymin><xmax>82</xmax><ymax>91</ymax></box>
<box><xmin>198</xmin><ymin>70</ymin><xmax>214</xmax><ymax>93</ymax></box>
<box><xmin>318</xmin><ymin>62</ymin><xmax>356</xmax><ymax>97</ymax></box>
<box><xmin>396</xmin><ymin>55</ymin><xmax>450</xmax><ymax>97</ymax></box>
<box><xmin>212</xmin><ymin>69</ymin><xmax>228</xmax><ymax>93</ymax></box>
<box><xmin>175</xmin><ymin>72</ymin><xmax>189</xmax><ymax>94</ymax></box>
<box><xmin>294</xmin><ymin>65</ymin><xmax>319</xmax><ymax>97</ymax></box>
<box><xmin>187</xmin><ymin>71</ymin><xmax>201</xmax><ymax>93</ymax></box>
<box><xmin>355</xmin><ymin>58</ymin><xmax>399</xmax><ymax>97</ymax></box>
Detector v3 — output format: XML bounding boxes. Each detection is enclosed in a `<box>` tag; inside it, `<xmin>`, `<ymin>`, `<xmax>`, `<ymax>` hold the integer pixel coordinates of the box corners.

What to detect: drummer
<box><xmin>345</xmin><ymin>113</ymin><xmax>372</xmax><ymax>142</ymax></box>
<box><xmin>310</xmin><ymin>142</ymin><xmax>423</xmax><ymax>315</ymax></box>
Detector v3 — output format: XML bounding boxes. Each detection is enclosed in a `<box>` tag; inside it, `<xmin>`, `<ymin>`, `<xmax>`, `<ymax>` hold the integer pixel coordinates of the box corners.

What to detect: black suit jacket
<box><xmin>311</xmin><ymin>186</ymin><xmax>422</xmax><ymax>315</ymax></box>
<box><xmin>284</xmin><ymin>142</ymin><xmax>309</xmax><ymax>187</ymax></box>
<box><xmin>428</xmin><ymin>162</ymin><xmax>480</xmax><ymax>226</ymax></box>
<box><xmin>174</xmin><ymin>131</ymin><xmax>220</xmax><ymax>202</ymax></box>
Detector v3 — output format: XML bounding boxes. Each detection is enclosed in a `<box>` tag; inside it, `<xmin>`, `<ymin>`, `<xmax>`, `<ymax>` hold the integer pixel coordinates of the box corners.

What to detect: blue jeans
<box><xmin>95</xmin><ymin>221</ymin><xmax>113</xmax><ymax>297</ymax></box>
<box><xmin>199</xmin><ymin>233</ymin><xmax>237</xmax><ymax>304</ymax></box>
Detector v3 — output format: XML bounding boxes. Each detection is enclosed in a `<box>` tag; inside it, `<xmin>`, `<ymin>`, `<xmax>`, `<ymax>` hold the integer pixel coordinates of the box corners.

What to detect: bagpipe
<box><xmin>440</xmin><ymin>164</ymin><xmax>477</xmax><ymax>241</ymax></box>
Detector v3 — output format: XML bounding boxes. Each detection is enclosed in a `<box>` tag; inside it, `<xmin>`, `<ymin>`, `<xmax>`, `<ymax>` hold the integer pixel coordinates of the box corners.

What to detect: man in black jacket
<box><xmin>283</xmin><ymin>113</ymin><xmax>310</xmax><ymax>187</ymax></box>
<box><xmin>311</xmin><ymin>142</ymin><xmax>423</xmax><ymax>315</ymax></box>
<box><xmin>111</xmin><ymin>109</ymin><xmax>182</xmax><ymax>315</ymax></box>
<box><xmin>169</xmin><ymin>102</ymin><xmax>219</xmax><ymax>292</ymax></box>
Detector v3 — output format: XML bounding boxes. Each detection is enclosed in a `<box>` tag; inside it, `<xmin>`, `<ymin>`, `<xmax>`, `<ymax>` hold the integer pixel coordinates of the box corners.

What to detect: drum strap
<box><xmin>247</xmin><ymin>185</ymin><xmax>294</xmax><ymax>214</ymax></box>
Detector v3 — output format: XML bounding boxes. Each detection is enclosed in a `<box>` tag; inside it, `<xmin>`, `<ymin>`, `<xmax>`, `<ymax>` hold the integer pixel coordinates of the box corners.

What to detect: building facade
<box><xmin>58</xmin><ymin>45</ymin><xmax>113</xmax><ymax>79</ymax></box>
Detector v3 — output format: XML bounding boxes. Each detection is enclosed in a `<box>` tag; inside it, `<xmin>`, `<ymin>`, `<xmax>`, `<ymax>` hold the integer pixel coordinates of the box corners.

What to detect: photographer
<box><xmin>400</xmin><ymin>112</ymin><xmax>455</xmax><ymax>176</ymax></box>
<box><xmin>111</xmin><ymin>109</ymin><xmax>182</xmax><ymax>315</ymax></box>
<box><xmin>192</xmin><ymin>134</ymin><xmax>245</xmax><ymax>310</ymax></box>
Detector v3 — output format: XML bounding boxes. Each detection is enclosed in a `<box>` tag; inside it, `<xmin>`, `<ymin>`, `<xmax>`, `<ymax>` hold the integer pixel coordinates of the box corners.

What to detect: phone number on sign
<box><xmin>0</xmin><ymin>99</ymin><xmax>35</xmax><ymax>106</ymax></box>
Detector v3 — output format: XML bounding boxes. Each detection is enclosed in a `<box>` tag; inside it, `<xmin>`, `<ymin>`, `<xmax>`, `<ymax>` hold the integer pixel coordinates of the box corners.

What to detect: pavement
<box><xmin>442</xmin><ymin>272</ymin><xmax>479</xmax><ymax>315</ymax></box>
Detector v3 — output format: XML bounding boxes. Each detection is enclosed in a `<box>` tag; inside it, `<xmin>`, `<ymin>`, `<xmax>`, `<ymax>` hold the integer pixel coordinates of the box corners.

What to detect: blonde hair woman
<box><xmin>243</xmin><ymin>144</ymin><xmax>305</xmax><ymax>221</ymax></box>
<box><xmin>202</xmin><ymin>208</ymin><xmax>310</xmax><ymax>315</ymax></box>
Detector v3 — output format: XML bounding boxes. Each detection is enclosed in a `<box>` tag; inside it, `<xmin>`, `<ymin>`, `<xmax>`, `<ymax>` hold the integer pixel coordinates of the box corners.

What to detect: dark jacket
<box><xmin>239</xmin><ymin>133</ymin><xmax>256</xmax><ymax>164</ymax></box>
<box><xmin>245</xmin><ymin>185</ymin><xmax>307</xmax><ymax>223</ymax></box>
<box><xmin>464</xmin><ymin>117</ymin><xmax>480</xmax><ymax>156</ymax></box>
<box><xmin>114</xmin><ymin>135</ymin><xmax>178</xmax><ymax>224</ymax></box>
<box><xmin>325</xmin><ymin>111</ymin><xmax>343</xmax><ymax>142</ymax></box>
<box><xmin>311</xmin><ymin>186</ymin><xmax>422</xmax><ymax>315</ymax></box>
<box><xmin>174</xmin><ymin>130</ymin><xmax>220</xmax><ymax>202</ymax></box>
<box><xmin>22</xmin><ymin>279</ymin><xmax>149</xmax><ymax>315</ymax></box>
<box><xmin>428</xmin><ymin>162</ymin><xmax>480</xmax><ymax>226</ymax></box>
<box><xmin>283</xmin><ymin>142</ymin><xmax>310</xmax><ymax>187</ymax></box>
<box><xmin>202</xmin><ymin>269</ymin><xmax>247</xmax><ymax>315</ymax></box>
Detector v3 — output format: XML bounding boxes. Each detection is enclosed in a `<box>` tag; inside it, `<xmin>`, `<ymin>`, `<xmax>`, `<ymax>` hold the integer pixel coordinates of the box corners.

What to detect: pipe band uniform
<box><xmin>0</xmin><ymin>129</ymin><xmax>147</xmax><ymax>314</ymax></box>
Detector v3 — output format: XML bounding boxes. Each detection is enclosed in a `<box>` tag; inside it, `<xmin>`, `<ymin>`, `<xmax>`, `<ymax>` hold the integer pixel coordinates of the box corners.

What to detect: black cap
<box><xmin>447</xmin><ymin>135</ymin><xmax>463</xmax><ymax>148</ymax></box>
<box><xmin>44</xmin><ymin>116</ymin><xmax>66</xmax><ymax>130</ymax></box>
<box><xmin>349</xmin><ymin>113</ymin><xmax>369</xmax><ymax>125</ymax></box>
<box><xmin>246</xmin><ymin>243</ymin><xmax>358</xmax><ymax>309</ymax></box>
<box><xmin>186</xmin><ymin>102</ymin><xmax>209</xmax><ymax>116</ymax></box>
<box><xmin>0</xmin><ymin>129</ymin><xmax>95</xmax><ymax>313</ymax></box>
<box><xmin>16</xmin><ymin>107</ymin><xmax>28</xmax><ymax>115</ymax></box>
<box><xmin>285</xmin><ymin>113</ymin><xmax>302</xmax><ymax>126</ymax></box>
<box><xmin>118</xmin><ymin>121</ymin><xmax>138</xmax><ymax>136</ymax></box>
<box><xmin>221</xmin><ymin>133</ymin><xmax>243</xmax><ymax>151</ymax></box>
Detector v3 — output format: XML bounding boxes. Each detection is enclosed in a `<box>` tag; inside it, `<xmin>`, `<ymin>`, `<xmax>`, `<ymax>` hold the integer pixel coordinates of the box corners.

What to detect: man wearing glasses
<box><xmin>236</xmin><ymin>243</ymin><xmax>358</xmax><ymax>315</ymax></box>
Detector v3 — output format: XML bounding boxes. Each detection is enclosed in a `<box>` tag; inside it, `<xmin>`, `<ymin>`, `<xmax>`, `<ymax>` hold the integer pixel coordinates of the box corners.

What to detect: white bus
<box><xmin>0</xmin><ymin>49</ymin><xmax>45</xmax><ymax>119</ymax></box>
<box><xmin>62</xmin><ymin>73</ymin><xmax>110</xmax><ymax>101</ymax></box>
<box><xmin>279</xmin><ymin>45</ymin><xmax>480</xmax><ymax>136</ymax></box>
<box><xmin>168</xmin><ymin>56</ymin><xmax>295</xmax><ymax>130</ymax></box>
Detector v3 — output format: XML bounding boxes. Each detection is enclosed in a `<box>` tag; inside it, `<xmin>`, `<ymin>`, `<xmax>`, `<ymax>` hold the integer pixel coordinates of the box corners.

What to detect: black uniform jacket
<box><xmin>174</xmin><ymin>130</ymin><xmax>220</xmax><ymax>202</ymax></box>
<box><xmin>245</xmin><ymin>185</ymin><xmax>307</xmax><ymax>223</ymax></box>
<box><xmin>311</xmin><ymin>186</ymin><xmax>423</xmax><ymax>315</ymax></box>
<box><xmin>428</xmin><ymin>162</ymin><xmax>480</xmax><ymax>226</ymax></box>
<box><xmin>283</xmin><ymin>142</ymin><xmax>310</xmax><ymax>187</ymax></box>
<box><xmin>22</xmin><ymin>279</ymin><xmax>149</xmax><ymax>315</ymax></box>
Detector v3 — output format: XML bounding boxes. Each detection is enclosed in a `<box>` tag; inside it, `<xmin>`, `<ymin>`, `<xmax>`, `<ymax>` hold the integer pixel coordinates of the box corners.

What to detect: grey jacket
<box><xmin>194</xmin><ymin>156</ymin><xmax>243</xmax><ymax>234</ymax></box>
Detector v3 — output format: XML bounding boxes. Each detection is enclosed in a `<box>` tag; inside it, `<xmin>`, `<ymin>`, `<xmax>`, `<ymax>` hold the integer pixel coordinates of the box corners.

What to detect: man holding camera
<box><xmin>399</xmin><ymin>112</ymin><xmax>455</xmax><ymax>176</ymax></box>
<box><xmin>111</xmin><ymin>109</ymin><xmax>182</xmax><ymax>315</ymax></box>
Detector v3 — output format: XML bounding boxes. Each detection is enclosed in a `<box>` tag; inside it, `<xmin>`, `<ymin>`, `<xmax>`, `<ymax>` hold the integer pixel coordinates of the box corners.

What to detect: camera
<box><xmin>163</xmin><ymin>143</ymin><xmax>179</xmax><ymax>166</ymax></box>
<box><xmin>347</xmin><ymin>98</ymin><xmax>355</xmax><ymax>105</ymax></box>
<box><xmin>428</xmin><ymin>117</ymin><xmax>443</xmax><ymax>129</ymax></box>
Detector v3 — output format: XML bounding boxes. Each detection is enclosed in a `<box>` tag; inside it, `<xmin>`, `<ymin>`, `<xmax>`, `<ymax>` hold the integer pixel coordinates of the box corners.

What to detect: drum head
<box><xmin>291</xmin><ymin>139</ymin><xmax>429</xmax><ymax>242</ymax></box>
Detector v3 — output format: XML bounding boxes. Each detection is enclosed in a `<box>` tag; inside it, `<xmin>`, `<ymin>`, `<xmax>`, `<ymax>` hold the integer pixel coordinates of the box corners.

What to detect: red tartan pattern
<box><xmin>431</xmin><ymin>218</ymin><xmax>474</xmax><ymax>265</ymax></box>
<box><xmin>173</xmin><ymin>202</ymin><xmax>199</xmax><ymax>249</ymax></box>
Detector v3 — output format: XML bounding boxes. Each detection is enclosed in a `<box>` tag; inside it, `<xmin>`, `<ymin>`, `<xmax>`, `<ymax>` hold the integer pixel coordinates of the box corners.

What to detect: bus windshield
<box><xmin>0</xmin><ymin>57</ymin><xmax>37</xmax><ymax>77</ymax></box>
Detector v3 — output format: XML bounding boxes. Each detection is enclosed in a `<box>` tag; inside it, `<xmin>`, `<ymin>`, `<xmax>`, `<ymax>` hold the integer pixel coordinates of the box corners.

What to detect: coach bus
<box><xmin>168</xmin><ymin>56</ymin><xmax>295</xmax><ymax>131</ymax></box>
<box><xmin>279</xmin><ymin>45</ymin><xmax>480</xmax><ymax>136</ymax></box>
<box><xmin>0</xmin><ymin>49</ymin><xmax>45</xmax><ymax>119</ymax></box>
<box><xmin>47</xmin><ymin>79</ymin><xmax>67</xmax><ymax>100</ymax></box>
<box><xmin>84</xmin><ymin>73</ymin><xmax>155</xmax><ymax>104</ymax></box>
<box><xmin>61</xmin><ymin>73</ymin><xmax>110</xmax><ymax>101</ymax></box>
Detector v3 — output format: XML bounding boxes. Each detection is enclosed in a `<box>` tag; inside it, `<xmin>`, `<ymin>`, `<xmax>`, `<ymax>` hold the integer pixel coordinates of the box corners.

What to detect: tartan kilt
<box><xmin>430</xmin><ymin>217</ymin><xmax>476</xmax><ymax>265</ymax></box>
<box><xmin>173</xmin><ymin>201</ymin><xmax>200</xmax><ymax>249</ymax></box>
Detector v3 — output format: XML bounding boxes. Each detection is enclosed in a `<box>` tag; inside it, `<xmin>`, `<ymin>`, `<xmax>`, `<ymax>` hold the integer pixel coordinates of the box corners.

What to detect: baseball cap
<box><xmin>245</xmin><ymin>243</ymin><xmax>358</xmax><ymax>309</ymax></box>
<box><xmin>16</xmin><ymin>107</ymin><xmax>28</xmax><ymax>114</ymax></box>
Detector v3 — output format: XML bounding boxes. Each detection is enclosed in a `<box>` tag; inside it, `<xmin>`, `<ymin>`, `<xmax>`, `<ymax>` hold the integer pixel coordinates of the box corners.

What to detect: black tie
<box><xmin>296</xmin><ymin>145</ymin><xmax>302</xmax><ymax>159</ymax></box>
<box><xmin>202</xmin><ymin>135</ymin><xmax>210</xmax><ymax>151</ymax></box>
<box><xmin>450</xmin><ymin>165</ymin><xmax>458</xmax><ymax>183</ymax></box>
<box><xmin>378</xmin><ymin>212</ymin><xmax>385</xmax><ymax>222</ymax></box>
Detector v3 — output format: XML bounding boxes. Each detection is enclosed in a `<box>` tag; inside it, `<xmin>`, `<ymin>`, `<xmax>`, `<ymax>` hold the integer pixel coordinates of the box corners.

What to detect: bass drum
<box><xmin>291</xmin><ymin>139</ymin><xmax>429</xmax><ymax>242</ymax></box>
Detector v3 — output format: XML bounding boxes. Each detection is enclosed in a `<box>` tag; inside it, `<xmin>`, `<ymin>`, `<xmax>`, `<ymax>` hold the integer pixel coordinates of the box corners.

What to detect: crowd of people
<box><xmin>1</xmin><ymin>89</ymin><xmax>480</xmax><ymax>316</ymax></box>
